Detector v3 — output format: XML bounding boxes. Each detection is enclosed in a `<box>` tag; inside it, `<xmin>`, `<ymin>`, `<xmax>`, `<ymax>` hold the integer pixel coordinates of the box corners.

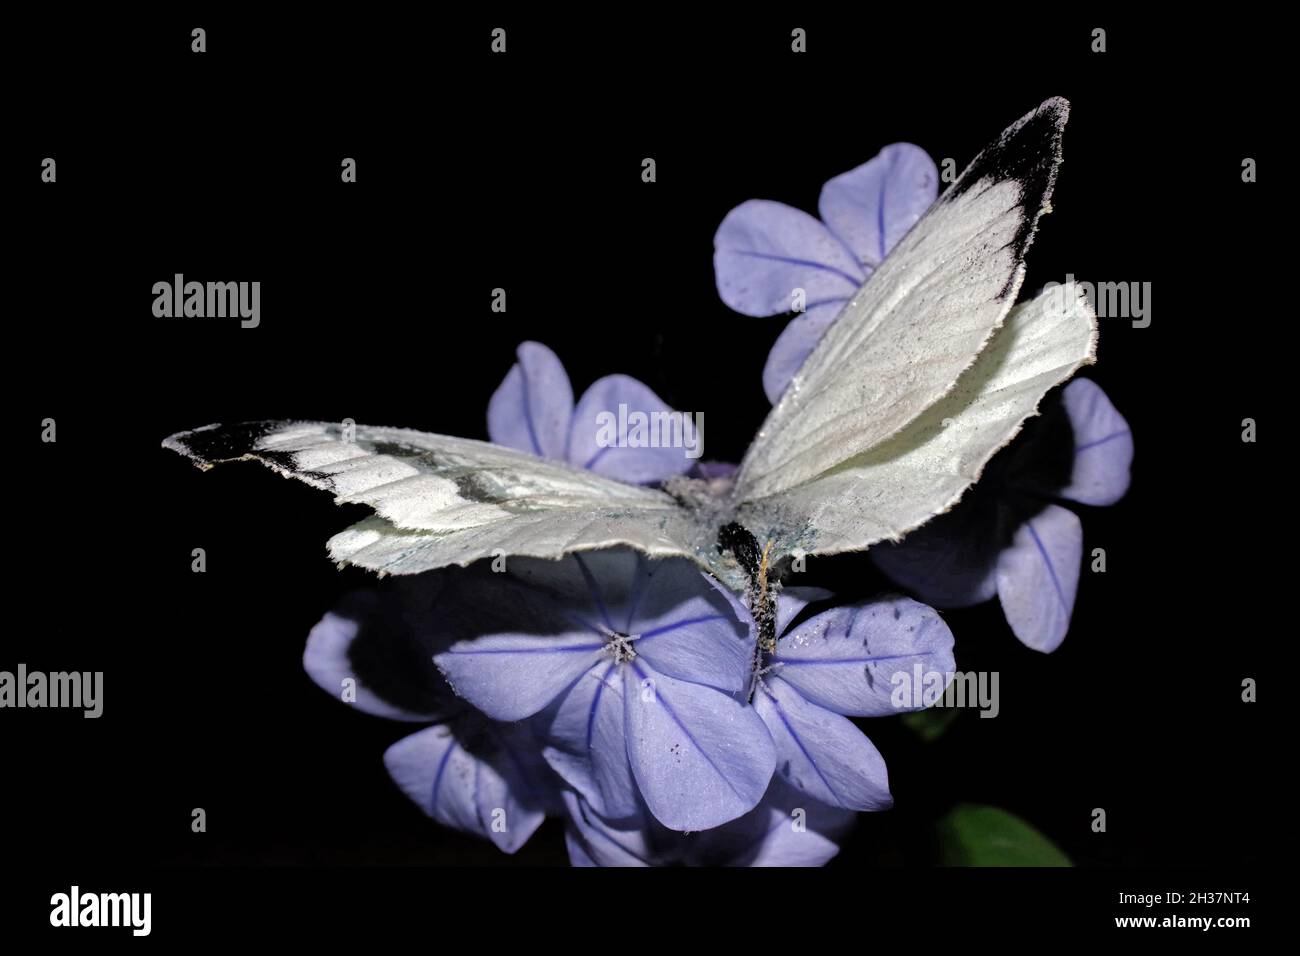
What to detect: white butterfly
<box><xmin>164</xmin><ymin>98</ymin><xmax>1096</xmax><ymax>600</ymax></box>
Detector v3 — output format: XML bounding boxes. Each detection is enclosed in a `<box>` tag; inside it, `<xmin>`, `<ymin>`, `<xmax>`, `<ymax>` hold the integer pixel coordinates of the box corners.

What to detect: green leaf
<box><xmin>935</xmin><ymin>804</ymin><xmax>1072</xmax><ymax>867</ymax></box>
<box><xmin>901</xmin><ymin>706</ymin><xmax>960</xmax><ymax>742</ymax></box>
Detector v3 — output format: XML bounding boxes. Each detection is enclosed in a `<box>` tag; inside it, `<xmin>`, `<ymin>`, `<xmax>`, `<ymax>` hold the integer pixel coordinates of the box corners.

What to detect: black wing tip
<box><xmin>161</xmin><ymin>420</ymin><xmax>288</xmax><ymax>465</ymax></box>
<box><xmin>942</xmin><ymin>97</ymin><xmax>1071</xmax><ymax>298</ymax></box>
<box><xmin>945</xmin><ymin>96</ymin><xmax>1069</xmax><ymax>203</ymax></box>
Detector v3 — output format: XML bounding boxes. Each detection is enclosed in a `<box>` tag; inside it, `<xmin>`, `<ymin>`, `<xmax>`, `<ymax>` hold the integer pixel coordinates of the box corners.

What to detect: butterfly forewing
<box><xmin>734</xmin><ymin>97</ymin><xmax>1072</xmax><ymax>503</ymax></box>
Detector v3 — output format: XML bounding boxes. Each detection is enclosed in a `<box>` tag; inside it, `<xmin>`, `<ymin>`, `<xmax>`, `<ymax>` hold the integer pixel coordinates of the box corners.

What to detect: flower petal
<box><xmin>628</xmin><ymin>559</ymin><xmax>752</xmax><ymax>694</ymax></box>
<box><xmin>818</xmin><ymin>143</ymin><xmax>939</xmax><ymax>273</ymax></box>
<box><xmin>714</xmin><ymin>200</ymin><xmax>865</xmax><ymax>317</ymax></box>
<box><xmin>683</xmin><ymin>777</ymin><xmax>854</xmax><ymax>867</ymax></box>
<box><xmin>762</xmin><ymin>299</ymin><xmax>849</xmax><ymax>403</ymax></box>
<box><xmin>506</xmin><ymin>551</ymin><xmax>640</xmax><ymax>632</ymax></box>
<box><xmin>540</xmin><ymin>663</ymin><xmax>640</xmax><ymax>821</ymax></box>
<box><xmin>774</xmin><ymin>597</ymin><xmax>955</xmax><ymax>716</ymax></box>
<box><xmin>775</xmin><ymin>586</ymin><xmax>834</xmax><ymax>637</ymax></box>
<box><xmin>754</xmin><ymin>676</ymin><xmax>891</xmax><ymax>811</ymax></box>
<box><xmin>996</xmin><ymin>504</ymin><xmax>1082</xmax><ymax>653</ymax></box>
<box><xmin>487</xmin><ymin>340</ymin><xmax>574</xmax><ymax>459</ymax></box>
<box><xmin>561</xmin><ymin>790</ymin><xmax>673</xmax><ymax>866</ymax></box>
<box><xmin>568</xmin><ymin>374</ymin><xmax>696</xmax><ymax>483</ymax></box>
<box><xmin>624</xmin><ymin>661</ymin><xmax>776</xmax><ymax>831</ymax></box>
<box><xmin>434</xmin><ymin>576</ymin><xmax>607</xmax><ymax>721</ymax></box>
<box><xmin>1058</xmin><ymin>378</ymin><xmax>1133</xmax><ymax>506</ymax></box>
<box><xmin>472</xmin><ymin>724</ymin><xmax>556</xmax><ymax>853</ymax></box>
<box><xmin>383</xmin><ymin>722</ymin><xmax>548</xmax><ymax>854</ymax></box>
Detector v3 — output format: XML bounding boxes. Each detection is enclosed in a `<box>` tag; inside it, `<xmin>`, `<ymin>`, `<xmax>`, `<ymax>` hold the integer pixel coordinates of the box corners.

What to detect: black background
<box><xmin>6</xmin><ymin>8</ymin><xmax>1276</xmax><ymax>938</ymax></box>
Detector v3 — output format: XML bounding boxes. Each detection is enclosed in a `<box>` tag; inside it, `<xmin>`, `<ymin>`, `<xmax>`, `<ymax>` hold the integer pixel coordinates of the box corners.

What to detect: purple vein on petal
<box><xmin>1075</xmin><ymin>429</ymin><xmax>1131</xmax><ymax>453</ymax></box>
<box><xmin>731</xmin><ymin>251</ymin><xmax>863</xmax><ymax>290</ymax></box>
<box><xmin>582</xmin><ymin>445</ymin><xmax>612</xmax><ymax>470</ymax></box>
<box><xmin>573</xmin><ymin>553</ymin><xmax>615</xmax><ymax>632</ymax></box>
<box><xmin>637</xmin><ymin>614</ymin><xmax>728</xmax><ymax>642</ymax></box>
<box><xmin>762</xmin><ymin>681</ymin><xmax>838</xmax><ymax>803</ymax></box>
<box><xmin>875</xmin><ymin>174</ymin><xmax>889</xmax><ymax>264</ymax></box>
<box><xmin>443</xmin><ymin>642</ymin><xmax>605</xmax><ymax>657</ymax></box>
<box><xmin>586</xmin><ymin>663</ymin><xmax>616</xmax><ymax>753</ymax></box>
<box><xmin>517</xmin><ymin>358</ymin><xmax>544</xmax><ymax>457</ymax></box>
<box><xmin>623</xmin><ymin>556</ymin><xmax>652</xmax><ymax>633</ymax></box>
<box><xmin>429</xmin><ymin>738</ymin><xmax>458</xmax><ymax>811</ymax></box>
<box><xmin>577</xmin><ymin>799</ymin><xmax>657</xmax><ymax>865</ymax></box>
<box><xmin>630</xmin><ymin>660</ymin><xmax>745</xmax><ymax>802</ymax></box>
<box><xmin>775</xmin><ymin>653</ymin><xmax>921</xmax><ymax>667</ymax></box>
<box><xmin>1026</xmin><ymin>520</ymin><xmax>1070</xmax><ymax>612</ymax></box>
<box><xmin>804</xmin><ymin>296</ymin><xmax>853</xmax><ymax>312</ymax></box>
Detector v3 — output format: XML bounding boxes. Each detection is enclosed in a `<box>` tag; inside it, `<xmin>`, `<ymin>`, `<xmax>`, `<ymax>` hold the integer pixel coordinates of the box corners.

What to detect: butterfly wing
<box><xmin>735</xmin><ymin>285</ymin><xmax>1096</xmax><ymax>556</ymax></box>
<box><xmin>163</xmin><ymin>421</ymin><xmax>706</xmax><ymax>575</ymax></box>
<box><xmin>731</xmin><ymin>97</ymin><xmax>1097</xmax><ymax>556</ymax></box>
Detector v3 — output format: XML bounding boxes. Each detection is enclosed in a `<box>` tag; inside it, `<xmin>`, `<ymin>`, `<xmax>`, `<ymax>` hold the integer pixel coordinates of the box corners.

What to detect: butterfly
<box><xmin>163</xmin><ymin>97</ymin><xmax>1096</xmax><ymax>634</ymax></box>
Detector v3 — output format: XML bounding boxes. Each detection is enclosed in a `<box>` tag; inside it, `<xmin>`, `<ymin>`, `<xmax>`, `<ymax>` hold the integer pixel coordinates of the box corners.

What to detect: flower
<box><xmin>747</xmin><ymin>586</ymin><xmax>955</xmax><ymax>811</ymax></box>
<box><xmin>561</xmin><ymin>778</ymin><xmax>856</xmax><ymax>867</ymax></box>
<box><xmin>872</xmin><ymin>378</ymin><xmax>1133</xmax><ymax>652</ymax></box>
<box><xmin>489</xmin><ymin>340</ymin><xmax>696</xmax><ymax>484</ymax></box>
<box><xmin>556</xmin><ymin>584</ymin><xmax>954</xmax><ymax>864</ymax></box>
<box><xmin>713</xmin><ymin>144</ymin><xmax>938</xmax><ymax>402</ymax></box>
<box><xmin>301</xmin><ymin>581</ymin><xmax>559</xmax><ymax>854</ymax></box>
<box><xmin>433</xmin><ymin>549</ymin><xmax>776</xmax><ymax>832</ymax></box>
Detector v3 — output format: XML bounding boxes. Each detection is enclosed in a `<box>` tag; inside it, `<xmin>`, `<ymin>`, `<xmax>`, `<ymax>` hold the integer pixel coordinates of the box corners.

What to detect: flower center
<box><xmin>602</xmin><ymin>630</ymin><xmax>639</xmax><ymax>664</ymax></box>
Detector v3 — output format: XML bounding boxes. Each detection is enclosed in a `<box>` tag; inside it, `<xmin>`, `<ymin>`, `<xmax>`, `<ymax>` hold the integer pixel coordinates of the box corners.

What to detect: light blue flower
<box><xmin>489</xmin><ymin>340</ymin><xmax>696</xmax><ymax>484</ymax></box>
<box><xmin>713</xmin><ymin>144</ymin><xmax>938</xmax><ymax>401</ymax></box>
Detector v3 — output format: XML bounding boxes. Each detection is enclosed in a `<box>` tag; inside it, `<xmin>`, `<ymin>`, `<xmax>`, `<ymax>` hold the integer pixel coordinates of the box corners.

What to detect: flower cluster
<box><xmin>300</xmin><ymin>139</ymin><xmax>1131</xmax><ymax>865</ymax></box>
<box><xmin>305</xmin><ymin>548</ymin><xmax>952</xmax><ymax>862</ymax></box>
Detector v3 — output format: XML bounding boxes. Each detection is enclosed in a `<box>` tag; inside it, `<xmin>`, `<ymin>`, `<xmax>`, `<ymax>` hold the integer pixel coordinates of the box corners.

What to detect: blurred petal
<box><xmin>774</xmin><ymin>596</ymin><xmax>955</xmax><ymax>716</ymax></box>
<box><xmin>564</xmin><ymin>829</ymin><xmax>601</xmax><ymax>867</ymax></box>
<box><xmin>487</xmin><ymin>341</ymin><xmax>574</xmax><ymax>459</ymax></box>
<box><xmin>818</xmin><ymin>144</ymin><xmax>939</xmax><ymax>273</ymax></box>
<box><xmin>383</xmin><ymin>723</ymin><xmax>547</xmax><ymax>854</ymax></box>
<box><xmin>684</xmin><ymin>777</ymin><xmax>854</xmax><ymax>867</ymax></box>
<box><xmin>755</xmin><ymin>676</ymin><xmax>892</xmax><ymax>811</ymax></box>
<box><xmin>624</xmin><ymin>661</ymin><xmax>775</xmax><ymax>831</ymax></box>
<box><xmin>302</xmin><ymin>613</ymin><xmax>422</xmax><ymax>719</ymax></box>
<box><xmin>541</xmin><ymin>663</ymin><xmax>640</xmax><ymax>821</ymax></box>
<box><xmin>473</xmin><ymin>724</ymin><xmax>555</xmax><ymax>853</ymax></box>
<box><xmin>561</xmin><ymin>790</ymin><xmax>673</xmax><ymax>866</ymax></box>
<box><xmin>1058</xmin><ymin>378</ymin><xmax>1133</xmax><ymax>506</ymax></box>
<box><xmin>996</xmin><ymin>504</ymin><xmax>1082</xmax><ymax>653</ymax></box>
<box><xmin>762</xmin><ymin>299</ymin><xmax>849</xmax><ymax>403</ymax></box>
<box><xmin>506</xmin><ymin>551</ymin><xmax>640</xmax><ymax>632</ymax></box>
<box><xmin>568</xmin><ymin>374</ymin><xmax>696</xmax><ymax>483</ymax></box>
<box><xmin>303</xmin><ymin>584</ymin><xmax>451</xmax><ymax>721</ymax></box>
<box><xmin>714</xmin><ymin>200</ymin><xmax>865</xmax><ymax>316</ymax></box>
<box><xmin>565</xmin><ymin>779</ymin><xmax>852</xmax><ymax>867</ymax></box>
<box><xmin>689</xmin><ymin>460</ymin><xmax>737</xmax><ymax>481</ymax></box>
<box><xmin>870</xmin><ymin>498</ymin><xmax>1005</xmax><ymax>608</ymax></box>
<box><xmin>629</xmin><ymin>560</ymin><xmax>752</xmax><ymax>694</ymax></box>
